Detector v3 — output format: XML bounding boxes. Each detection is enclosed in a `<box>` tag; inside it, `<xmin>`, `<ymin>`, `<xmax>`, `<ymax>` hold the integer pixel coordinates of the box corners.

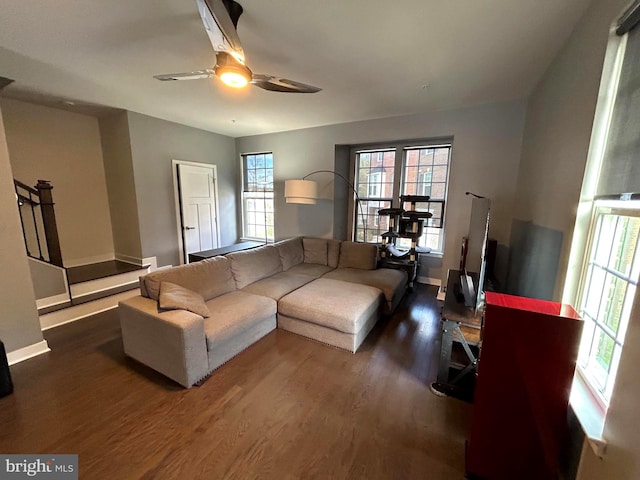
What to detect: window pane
<box><xmin>432</xmin><ymin>165</ymin><xmax>447</xmax><ymax>183</ymax></box>
<box><xmin>601</xmin><ymin>274</ymin><xmax>627</xmax><ymax>334</ymax></box>
<box><xmin>578</xmin><ymin>318</ymin><xmax>596</xmax><ymax>368</ymax></box>
<box><xmin>590</xmin><ymin>328</ymin><xmax>615</xmax><ymax>389</ymax></box>
<box><xmin>594</xmin><ymin>214</ymin><xmax>616</xmax><ymax>266</ymax></box>
<box><xmin>583</xmin><ymin>265</ymin><xmax>606</xmax><ymax>320</ymax></box>
<box><xmin>609</xmin><ymin>215</ymin><xmax>640</xmax><ymax>276</ymax></box>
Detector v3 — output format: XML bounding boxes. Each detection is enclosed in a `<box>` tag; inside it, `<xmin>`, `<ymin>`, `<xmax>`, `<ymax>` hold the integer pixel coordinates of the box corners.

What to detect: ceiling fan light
<box><xmin>215</xmin><ymin>51</ymin><xmax>252</xmax><ymax>89</ymax></box>
<box><xmin>218</xmin><ymin>68</ymin><xmax>250</xmax><ymax>88</ymax></box>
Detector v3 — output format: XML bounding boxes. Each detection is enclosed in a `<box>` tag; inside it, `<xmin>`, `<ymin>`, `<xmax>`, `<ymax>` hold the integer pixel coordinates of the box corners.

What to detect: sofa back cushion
<box><xmin>338</xmin><ymin>241</ymin><xmax>379</xmax><ymax>270</ymax></box>
<box><xmin>142</xmin><ymin>256</ymin><xmax>235</xmax><ymax>301</ymax></box>
<box><xmin>327</xmin><ymin>239</ymin><xmax>341</xmax><ymax>268</ymax></box>
<box><xmin>302</xmin><ymin>237</ymin><xmax>341</xmax><ymax>266</ymax></box>
<box><xmin>227</xmin><ymin>245</ymin><xmax>283</xmax><ymax>289</ymax></box>
<box><xmin>275</xmin><ymin>237</ymin><xmax>304</xmax><ymax>271</ymax></box>
<box><xmin>303</xmin><ymin>238</ymin><xmax>328</xmax><ymax>265</ymax></box>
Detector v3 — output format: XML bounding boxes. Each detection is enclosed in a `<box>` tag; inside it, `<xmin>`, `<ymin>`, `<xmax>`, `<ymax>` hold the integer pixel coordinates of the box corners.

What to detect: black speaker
<box><xmin>0</xmin><ymin>340</ymin><xmax>13</xmax><ymax>398</ymax></box>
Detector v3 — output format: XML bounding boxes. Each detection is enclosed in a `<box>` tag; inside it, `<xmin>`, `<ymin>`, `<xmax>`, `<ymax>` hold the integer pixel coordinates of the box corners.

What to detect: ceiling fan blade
<box><xmin>251</xmin><ymin>74</ymin><xmax>321</xmax><ymax>93</ymax></box>
<box><xmin>197</xmin><ymin>0</ymin><xmax>245</xmax><ymax>61</ymax></box>
<box><xmin>154</xmin><ymin>69</ymin><xmax>215</xmax><ymax>81</ymax></box>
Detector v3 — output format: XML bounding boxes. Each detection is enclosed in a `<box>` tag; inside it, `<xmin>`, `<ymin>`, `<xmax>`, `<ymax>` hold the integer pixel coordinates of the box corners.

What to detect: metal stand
<box><xmin>431</xmin><ymin>270</ymin><xmax>482</xmax><ymax>401</ymax></box>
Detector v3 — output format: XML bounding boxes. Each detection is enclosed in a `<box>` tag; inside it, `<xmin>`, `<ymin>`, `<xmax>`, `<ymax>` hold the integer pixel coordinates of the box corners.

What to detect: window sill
<box><xmin>569</xmin><ymin>373</ymin><xmax>607</xmax><ymax>457</ymax></box>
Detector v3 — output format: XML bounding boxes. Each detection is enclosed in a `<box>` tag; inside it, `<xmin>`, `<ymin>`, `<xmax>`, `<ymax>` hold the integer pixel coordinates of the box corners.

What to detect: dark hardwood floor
<box><xmin>0</xmin><ymin>284</ymin><xmax>472</xmax><ymax>479</ymax></box>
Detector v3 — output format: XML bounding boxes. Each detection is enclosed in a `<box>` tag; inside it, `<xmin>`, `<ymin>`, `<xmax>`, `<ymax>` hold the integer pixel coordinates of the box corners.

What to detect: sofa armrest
<box><xmin>119</xmin><ymin>296</ymin><xmax>209</xmax><ymax>388</ymax></box>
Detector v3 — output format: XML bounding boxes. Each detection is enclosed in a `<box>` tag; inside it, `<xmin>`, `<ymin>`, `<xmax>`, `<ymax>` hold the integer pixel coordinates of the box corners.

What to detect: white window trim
<box><xmin>240</xmin><ymin>153</ymin><xmax>275</xmax><ymax>243</ymax></box>
<box><xmin>574</xmin><ymin>201</ymin><xmax>640</xmax><ymax>408</ymax></box>
<box><xmin>563</xmin><ymin>24</ymin><xmax>629</xmax><ymax>458</ymax></box>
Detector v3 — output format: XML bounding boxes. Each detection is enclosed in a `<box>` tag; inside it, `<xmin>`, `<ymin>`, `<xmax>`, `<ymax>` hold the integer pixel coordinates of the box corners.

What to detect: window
<box><xmin>354</xmin><ymin>144</ymin><xmax>451</xmax><ymax>252</ymax></box>
<box><xmin>576</xmin><ymin>204</ymin><xmax>640</xmax><ymax>404</ymax></box>
<box><xmin>241</xmin><ymin>152</ymin><xmax>274</xmax><ymax>242</ymax></box>
<box><xmin>355</xmin><ymin>150</ymin><xmax>395</xmax><ymax>243</ymax></box>
<box><xmin>564</xmin><ymin>5</ymin><xmax>640</xmax><ymax>413</ymax></box>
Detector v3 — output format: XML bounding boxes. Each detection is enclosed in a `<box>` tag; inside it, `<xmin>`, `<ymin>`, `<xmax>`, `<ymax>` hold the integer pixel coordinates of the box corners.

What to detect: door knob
<box><xmin>184</xmin><ymin>226</ymin><xmax>196</xmax><ymax>230</ymax></box>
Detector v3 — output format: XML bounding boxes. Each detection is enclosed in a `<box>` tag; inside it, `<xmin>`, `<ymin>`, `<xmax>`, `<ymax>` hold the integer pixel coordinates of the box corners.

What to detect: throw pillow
<box><xmin>158</xmin><ymin>281</ymin><xmax>211</xmax><ymax>318</ymax></box>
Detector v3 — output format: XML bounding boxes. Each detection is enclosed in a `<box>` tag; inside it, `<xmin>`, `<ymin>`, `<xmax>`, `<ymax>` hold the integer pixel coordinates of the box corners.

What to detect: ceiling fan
<box><xmin>154</xmin><ymin>0</ymin><xmax>321</xmax><ymax>94</ymax></box>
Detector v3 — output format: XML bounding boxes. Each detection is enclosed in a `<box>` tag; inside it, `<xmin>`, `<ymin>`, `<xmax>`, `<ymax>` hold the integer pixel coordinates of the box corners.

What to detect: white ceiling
<box><xmin>0</xmin><ymin>0</ymin><xmax>593</xmax><ymax>138</ymax></box>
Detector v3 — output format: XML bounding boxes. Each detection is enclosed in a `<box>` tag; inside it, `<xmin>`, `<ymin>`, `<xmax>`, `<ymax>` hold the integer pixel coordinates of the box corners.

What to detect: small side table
<box><xmin>188</xmin><ymin>241</ymin><xmax>264</xmax><ymax>263</ymax></box>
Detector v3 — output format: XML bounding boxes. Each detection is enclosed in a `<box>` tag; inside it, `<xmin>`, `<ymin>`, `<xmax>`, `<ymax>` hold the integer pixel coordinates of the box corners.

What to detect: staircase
<box><xmin>15</xmin><ymin>178</ymin><xmax>149</xmax><ymax>327</ymax></box>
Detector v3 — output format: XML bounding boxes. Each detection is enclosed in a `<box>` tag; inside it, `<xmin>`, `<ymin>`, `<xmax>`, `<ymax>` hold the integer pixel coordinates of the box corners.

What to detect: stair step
<box><xmin>40</xmin><ymin>288</ymin><xmax>140</xmax><ymax>331</ymax></box>
<box><xmin>66</xmin><ymin>260</ymin><xmax>148</xmax><ymax>285</ymax></box>
<box><xmin>37</xmin><ymin>261</ymin><xmax>149</xmax><ymax>316</ymax></box>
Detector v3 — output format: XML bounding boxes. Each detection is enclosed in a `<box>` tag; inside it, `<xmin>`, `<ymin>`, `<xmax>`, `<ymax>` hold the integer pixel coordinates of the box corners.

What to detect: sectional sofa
<box><xmin>119</xmin><ymin>237</ymin><xmax>408</xmax><ymax>387</ymax></box>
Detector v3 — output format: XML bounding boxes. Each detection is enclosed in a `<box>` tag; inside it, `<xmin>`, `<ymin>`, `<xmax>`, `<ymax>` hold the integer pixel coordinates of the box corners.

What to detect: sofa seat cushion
<box><xmin>142</xmin><ymin>256</ymin><xmax>235</xmax><ymax>301</ymax></box>
<box><xmin>203</xmin><ymin>291</ymin><xmax>277</xmax><ymax>350</ymax></box>
<box><xmin>241</xmin><ymin>272</ymin><xmax>315</xmax><ymax>300</ymax></box>
<box><xmin>286</xmin><ymin>263</ymin><xmax>334</xmax><ymax>278</ymax></box>
<box><xmin>227</xmin><ymin>245</ymin><xmax>283</xmax><ymax>289</ymax></box>
<box><xmin>278</xmin><ymin>278</ymin><xmax>382</xmax><ymax>334</ymax></box>
<box><xmin>322</xmin><ymin>267</ymin><xmax>408</xmax><ymax>304</ymax></box>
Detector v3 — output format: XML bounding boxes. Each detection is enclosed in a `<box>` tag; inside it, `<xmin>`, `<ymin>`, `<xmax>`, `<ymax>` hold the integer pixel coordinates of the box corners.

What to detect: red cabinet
<box><xmin>466</xmin><ymin>292</ymin><xmax>583</xmax><ymax>480</ymax></box>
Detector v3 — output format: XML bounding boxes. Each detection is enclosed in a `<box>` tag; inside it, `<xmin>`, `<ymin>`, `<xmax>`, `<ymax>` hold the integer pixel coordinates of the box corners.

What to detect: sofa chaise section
<box><xmin>277</xmin><ymin>278</ymin><xmax>383</xmax><ymax>353</ymax></box>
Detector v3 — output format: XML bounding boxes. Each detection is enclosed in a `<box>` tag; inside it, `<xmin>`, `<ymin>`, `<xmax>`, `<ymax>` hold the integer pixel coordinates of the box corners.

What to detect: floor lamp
<box><xmin>284</xmin><ymin>170</ymin><xmax>365</xmax><ymax>231</ymax></box>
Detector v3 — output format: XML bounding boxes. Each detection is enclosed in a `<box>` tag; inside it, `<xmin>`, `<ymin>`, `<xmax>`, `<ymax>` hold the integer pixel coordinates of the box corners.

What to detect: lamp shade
<box><xmin>284</xmin><ymin>179</ymin><xmax>318</xmax><ymax>204</ymax></box>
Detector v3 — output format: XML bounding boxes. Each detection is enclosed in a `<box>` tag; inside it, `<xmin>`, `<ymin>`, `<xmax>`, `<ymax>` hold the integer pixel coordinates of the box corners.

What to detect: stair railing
<box><xmin>14</xmin><ymin>179</ymin><xmax>64</xmax><ymax>268</ymax></box>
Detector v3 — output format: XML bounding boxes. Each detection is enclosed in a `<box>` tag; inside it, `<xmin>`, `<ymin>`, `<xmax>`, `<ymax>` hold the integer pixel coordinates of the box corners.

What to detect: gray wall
<box><xmin>236</xmin><ymin>99</ymin><xmax>526</xmax><ymax>286</ymax></box>
<box><xmin>126</xmin><ymin>112</ymin><xmax>238</xmax><ymax>267</ymax></box>
<box><xmin>511</xmin><ymin>0</ymin><xmax>640</xmax><ymax>478</ymax></box>
<box><xmin>0</xmin><ymin>103</ymin><xmax>44</xmax><ymax>352</ymax></box>
<box><xmin>512</xmin><ymin>0</ymin><xmax>629</xmax><ymax>301</ymax></box>
<box><xmin>99</xmin><ymin>112</ymin><xmax>143</xmax><ymax>262</ymax></box>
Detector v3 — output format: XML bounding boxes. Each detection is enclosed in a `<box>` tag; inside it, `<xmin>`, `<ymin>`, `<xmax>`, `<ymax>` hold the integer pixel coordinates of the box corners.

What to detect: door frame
<box><xmin>172</xmin><ymin>159</ymin><xmax>221</xmax><ymax>265</ymax></box>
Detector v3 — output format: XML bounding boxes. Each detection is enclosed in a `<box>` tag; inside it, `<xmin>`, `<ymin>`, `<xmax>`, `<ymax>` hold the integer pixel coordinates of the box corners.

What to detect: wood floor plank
<box><xmin>0</xmin><ymin>284</ymin><xmax>471</xmax><ymax>479</ymax></box>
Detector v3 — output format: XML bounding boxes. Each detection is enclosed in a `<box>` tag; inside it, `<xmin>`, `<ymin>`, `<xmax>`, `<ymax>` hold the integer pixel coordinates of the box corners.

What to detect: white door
<box><xmin>177</xmin><ymin>164</ymin><xmax>219</xmax><ymax>262</ymax></box>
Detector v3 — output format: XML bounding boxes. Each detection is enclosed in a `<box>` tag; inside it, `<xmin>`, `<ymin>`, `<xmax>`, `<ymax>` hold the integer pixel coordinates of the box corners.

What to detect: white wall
<box><xmin>1</xmin><ymin>98</ymin><xmax>115</xmax><ymax>267</ymax></box>
<box><xmin>0</xmin><ymin>103</ymin><xmax>44</xmax><ymax>353</ymax></box>
<box><xmin>236</xmin><ymin>99</ymin><xmax>526</xmax><ymax>286</ymax></box>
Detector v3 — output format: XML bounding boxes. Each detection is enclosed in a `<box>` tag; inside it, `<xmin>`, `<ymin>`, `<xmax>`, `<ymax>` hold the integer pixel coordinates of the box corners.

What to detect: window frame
<box><xmin>574</xmin><ymin>201</ymin><xmax>640</xmax><ymax>408</ymax></box>
<box><xmin>240</xmin><ymin>152</ymin><xmax>275</xmax><ymax>243</ymax></box>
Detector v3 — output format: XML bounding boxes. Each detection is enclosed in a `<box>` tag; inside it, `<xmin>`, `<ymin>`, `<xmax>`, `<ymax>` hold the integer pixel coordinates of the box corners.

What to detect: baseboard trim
<box><xmin>7</xmin><ymin>340</ymin><xmax>51</xmax><ymax>366</ymax></box>
<box><xmin>63</xmin><ymin>254</ymin><xmax>115</xmax><ymax>268</ymax></box>
<box><xmin>36</xmin><ymin>292</ymin><xmax>71</xmax><ymax>310</ymax></box>
<box><xmin>116</xmin><ymin>254</ymin><xmax>157</xmax><ymax>270</ymax></box>
<box><xmin>416</xmin><ymin>276</ymin><xmax>442</xmax><ymax>287</ymax></box>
